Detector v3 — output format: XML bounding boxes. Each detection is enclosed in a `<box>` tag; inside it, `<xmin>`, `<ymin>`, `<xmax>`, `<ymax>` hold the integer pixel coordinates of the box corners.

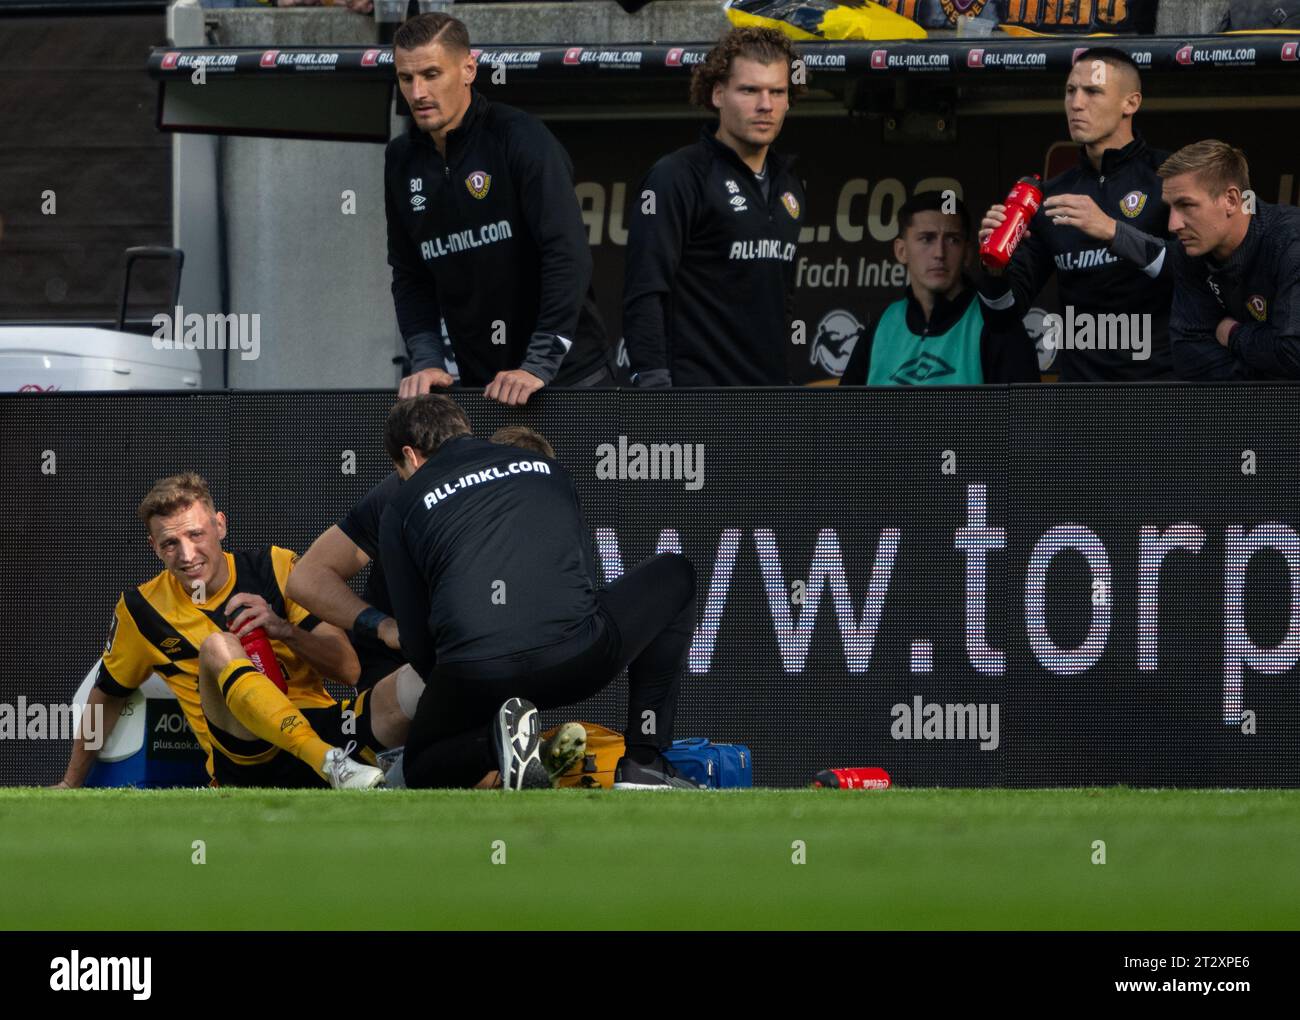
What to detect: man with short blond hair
<box><xmin>56</xmin><ymin>472</ymin><xmax>405</xmax><ymax>789</ymax></box>
<box><xmin>1160</xmin><ymin>140</ymin><xmax>1300</xmax><ymax>379</ymax></box>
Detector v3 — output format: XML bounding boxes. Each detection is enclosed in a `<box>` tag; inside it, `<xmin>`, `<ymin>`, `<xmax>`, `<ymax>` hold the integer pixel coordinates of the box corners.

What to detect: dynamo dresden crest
<box><xmin>939</xmin><ymin>0</ymin><xmax>989</xmax><ymax>23</ymax></box>
<box><xmin>781</xmin><ymin>191</ymin><xmax>800</xmax><ymax>219</ymax></box>
<box><xmin>1248</xmin><ymin>295</ymin><xmax>1268</xmax><ymax>321</ymax></box>
<box><xmin>465</xmin><ymin>170</ymin><xmax>492</xmax><ymax>200</ymax></box>
<box><xmin>1119</xmin><ymin>190</ymin><xmax>1148</xmax><ymax>219</ymax></box>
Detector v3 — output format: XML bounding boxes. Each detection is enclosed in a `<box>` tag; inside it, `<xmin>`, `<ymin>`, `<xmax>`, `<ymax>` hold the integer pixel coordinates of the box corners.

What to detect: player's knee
<box><xmin>394</xmin><ymin>664</ymin><xmax>425</xmax><ymax>720</ymax></box>
<box><xmin>198</xmin><ymin>631</ymin><xmax>243</xmax><ymax>674</ymax></box>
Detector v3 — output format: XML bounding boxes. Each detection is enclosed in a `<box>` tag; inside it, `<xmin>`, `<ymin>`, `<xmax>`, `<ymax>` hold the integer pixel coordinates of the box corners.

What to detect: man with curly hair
<box><xmin>622</xmin><ymin>27</ymin><xmax>806</xmax><ymax>387</ymax></box>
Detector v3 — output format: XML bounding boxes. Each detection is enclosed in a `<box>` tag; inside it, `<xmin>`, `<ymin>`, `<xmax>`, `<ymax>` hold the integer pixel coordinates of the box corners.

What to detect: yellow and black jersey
<box><xmin>95</xmin><ymin>546</ymin><xmax>337</xmax><ymax>770</ymax></box>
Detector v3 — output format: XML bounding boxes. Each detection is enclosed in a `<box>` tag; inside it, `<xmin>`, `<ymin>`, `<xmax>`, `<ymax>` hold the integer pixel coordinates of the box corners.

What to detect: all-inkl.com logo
<box><xmin>260</xmin><ymin>50</ymin><xmax>280</xmax><ymax>69</ymax></box>
<box><xmin>361</xmin><ymin>49</ymin><xmax>381</xmax><ymax>67</ymax></box>
<box><xmin>967</xmin><ymin>48</ymin><xmax>985</xmax><ymax>69</ymax></box>
<box><xmin>1175</xmin><ymin>45</ymin><xmax>1194</xmax><ymax>65</ymax></box>
<box><xmin>161</xmin><ymin>51</ymin><xmax>180</xmax><ymax>70</ymax></box>
<box><xmin>563</xmin><ymin>47</ymin><xmax>583</xmax><ymax>65</ymax></box>
<box><xmin>666</xmin><ymin>47</ymin><xmax>684</xmax><ymax>67</ymax></box>
<box><xmin>871</xmin><ymin>49</ymin><xmax>888</xmax><ymax>70</ymax></box>
<box><xmin>1283</xmin><ymin>41</ymin><xmax>1299</xmax><ymax>61</ymax></box>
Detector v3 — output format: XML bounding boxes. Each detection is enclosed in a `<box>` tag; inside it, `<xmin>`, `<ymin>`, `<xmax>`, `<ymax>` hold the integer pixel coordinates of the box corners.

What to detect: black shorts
<box><xmin>209</xmin><ymin>691</ymin><xmax>381</xmax><ymax>788</ymax></box>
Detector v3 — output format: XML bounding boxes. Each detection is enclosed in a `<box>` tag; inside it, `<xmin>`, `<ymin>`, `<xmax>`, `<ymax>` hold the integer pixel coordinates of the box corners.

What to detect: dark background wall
<box><xmin>0</xmin><ymin>12</ymin><xmax>173</xmax><ymax>322</ymax></box>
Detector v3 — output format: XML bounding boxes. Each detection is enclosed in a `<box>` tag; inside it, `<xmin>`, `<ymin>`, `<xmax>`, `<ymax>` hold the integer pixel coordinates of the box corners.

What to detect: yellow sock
<box><xmin>217</xmin><ymin>658</ymin><xmax>334</xmax><ymax>776</ymax></box>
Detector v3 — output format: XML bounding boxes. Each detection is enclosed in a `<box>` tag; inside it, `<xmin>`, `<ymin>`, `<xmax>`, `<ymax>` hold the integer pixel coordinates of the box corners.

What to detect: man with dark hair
<box><xmin>288</xmin><ymin>420</ymin><xmax>586</xmax><ymax>787</ymax></box>
<box><xmin>622</xmin><ymin>27</ymin><xmax>806</xmax><ymax>386</ymax></box>
<box><xmin>290</xmin><ymin>424</ymin><xmax>561</xmax><ymax>695</ymax></box>
<box><xmin>978</xmin><ymin>47</ymin><xmax>1176</xmax><ymax>381</ymax></box>
<box><xmin>385</xmin><ymin>12</ymin><xmax>614</xmax><ymax>405</ymax></box>
<box><xmin>841</xmin><ymin>192</ymin><xmax>1038</xmax><ymax>385</ymax></box>
<box><xmin>1159</xmin><ymin>140</ymin><xmax>1300</xmax><ymax>379</ymax></box>
<box><xmin>378</xmin><ymin>395</ymin><xmax>701</xmax><ymax>790</ymax></box>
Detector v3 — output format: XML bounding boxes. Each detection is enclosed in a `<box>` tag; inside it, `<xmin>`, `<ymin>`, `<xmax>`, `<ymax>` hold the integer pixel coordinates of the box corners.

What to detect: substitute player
<box><xmin>55</xmin><ymin>473</ymin><xmax>406</xmax><ymax>789</ymax></box>
<box><xmin>1159</xmin><ymin>141</ymin><xmax>1300</xmax><ymax>379</ymax></box>
<box><xmin>622</xmin><ymin>27</ymin><xmax>805</xmax><ymax>387</ymax></box>
<box><xmin>978</xmin><ymin>47</ymin><xmax>1175</xmax><ymax>381</ymax></box>
<box><xmin>385</xmin><ymin>12</ymin><xmax>614</xmax><ymax>406</ymax></box>
<box><xmin>378</xmin><ymin>396</ymin><xmax>701</xmax><ymax>790</ymax></box>
<box><xmin>840</xmin><ymin>192</ymin><xmax>1038</xmax><ymax>385</ymax></box>
<box><xmin>286</xmin><ymin>426</ymin><xmax>587</xmax><ymax>786</ymax></box>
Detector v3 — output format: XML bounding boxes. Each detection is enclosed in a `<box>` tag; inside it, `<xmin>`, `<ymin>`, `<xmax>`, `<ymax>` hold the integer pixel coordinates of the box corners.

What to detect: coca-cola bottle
<box><xmin>980</xmin><ymin>174</ymin><xmax>1044</xmax><ymax>271</ymax></box>
<box><xmin>230</xmin><ymin>621</ymin><xmax>288</xmax><ymax>694</ymax></box>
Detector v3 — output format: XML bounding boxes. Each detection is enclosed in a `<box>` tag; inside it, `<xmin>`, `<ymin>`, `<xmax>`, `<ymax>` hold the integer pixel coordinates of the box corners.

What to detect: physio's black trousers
<box><xmin>403</xmin><ymin>553</ymin><xmax>696</xmax><ymax>788</ymax></box>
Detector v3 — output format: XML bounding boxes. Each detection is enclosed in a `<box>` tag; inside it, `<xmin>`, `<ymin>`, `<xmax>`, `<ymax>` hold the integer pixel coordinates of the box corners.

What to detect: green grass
<box><xmin>1</xmin><ymin>788</ymin><xmax>1298</xmax><ymax>930</ymax></box>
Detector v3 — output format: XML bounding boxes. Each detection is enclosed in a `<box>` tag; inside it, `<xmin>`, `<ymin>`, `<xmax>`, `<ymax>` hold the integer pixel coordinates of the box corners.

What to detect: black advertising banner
<box><xmin>147</xmin><ymin>37</ymin><xmax>1300</xmax><ymax>78</ymax></box>
<box><xmin>557</xmin><ymin>110</ymin><xmax>1300</xmax><ymax>385</ymax></box>
<box><xmin>3</xmin><ymin>388</ymin><xmax>1299</xmax><ymax>788</ymax></box>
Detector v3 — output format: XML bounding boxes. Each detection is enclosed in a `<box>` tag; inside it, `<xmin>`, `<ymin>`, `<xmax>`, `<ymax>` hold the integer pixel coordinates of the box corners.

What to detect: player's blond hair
<box><xmin>1158</xmin><ymin>140</ymin><xmax>1251</xmax><ymax>197</ymax></box>
<box><xmin>137</xmin><ymin>472</ymin><xmax>216</xmax><ymax>529</ymax></box>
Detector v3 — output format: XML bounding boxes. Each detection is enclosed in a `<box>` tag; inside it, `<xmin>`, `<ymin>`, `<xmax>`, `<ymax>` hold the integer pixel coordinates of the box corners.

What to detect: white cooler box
<box><xmin>0</xmin><ymin>326</ymin><xmax>202</xmax><ymax>391</ymax></box>
<box><xmin>73</xmin><ymin>663</ymin><xmax>210</xmax><ymax>788</ymax></box>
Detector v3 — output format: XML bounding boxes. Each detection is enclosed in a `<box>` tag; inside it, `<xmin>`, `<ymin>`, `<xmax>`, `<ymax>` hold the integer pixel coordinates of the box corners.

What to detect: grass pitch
<box><xmin>2</xmin><ymin>788</ymin><xmax>1298</xmax><ymax>930</ymax></box>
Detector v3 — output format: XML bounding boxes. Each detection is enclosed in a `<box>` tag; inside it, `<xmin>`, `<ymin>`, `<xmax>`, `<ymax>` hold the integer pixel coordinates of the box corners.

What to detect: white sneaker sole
<box><xmin>496</xmin><ymin>698</ymin><xmax>546</xmax><ymax>791</ymax></box>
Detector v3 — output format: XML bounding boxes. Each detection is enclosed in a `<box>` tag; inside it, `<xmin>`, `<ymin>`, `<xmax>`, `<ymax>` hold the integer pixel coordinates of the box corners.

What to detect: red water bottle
<box><xmin>812</xmin><ymin>767</ymin><xmax>892</xmax><ymax>790</ymax></box>
<box><xmin>234</xmin><ymin>626</ymin><xmax>289</xmax><ymax>694</ymax></box>
<box><xmin>980</xmin><ymin>174</ymin><xmax>1043</xmax><ymax>271</ymax></box>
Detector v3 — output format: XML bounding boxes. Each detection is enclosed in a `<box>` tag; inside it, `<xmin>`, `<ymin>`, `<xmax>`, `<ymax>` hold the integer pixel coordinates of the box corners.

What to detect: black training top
<box><xmin>1168</xmin><ymin>201</ymin><xmax>1300</xmax><ymax>380</ymax></box>
<box><xmin>978</xmin><ymin>136</ymin><xmax>1174</xmax><ymax>382</ymax></box>
<box><xmin>622</xmin><ymin>125</ymin><xmax>806</xmax><ymax>387</ymax></box>
<box><xmin>378</xmin><ymin>435</ymin><xmax>599</xmax><ymax>677</ymax></box>
<box><xmin>385</xmin><ymin>91</ymin><xmax>611</xmax><ymax>386</ymax></box>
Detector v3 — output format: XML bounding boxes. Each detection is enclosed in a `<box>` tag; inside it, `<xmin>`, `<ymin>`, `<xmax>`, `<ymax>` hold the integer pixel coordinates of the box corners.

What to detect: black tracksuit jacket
<box><xmin>978</xmin><ymin>136</ymin><xmax>1175</xmax><ymax>381</ymax></box>
<box><xmin>1169</xmin><ymin>201</ymin><xmax>1300</xmax><ymax>379</ymax></box>
<box><xmin>378</xmin><ymin>435</ymin><xmax>599</xmax><ymax>679</ymax></box>
<box><xmin>622</xmin><ymin>126</ymin><xmax>806</xmax><ymax>387</ymax></box>
<box><xmin>384</xmin><ymin>91</ymin><xmax>612</xmax><ymax>385</ymax></box>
